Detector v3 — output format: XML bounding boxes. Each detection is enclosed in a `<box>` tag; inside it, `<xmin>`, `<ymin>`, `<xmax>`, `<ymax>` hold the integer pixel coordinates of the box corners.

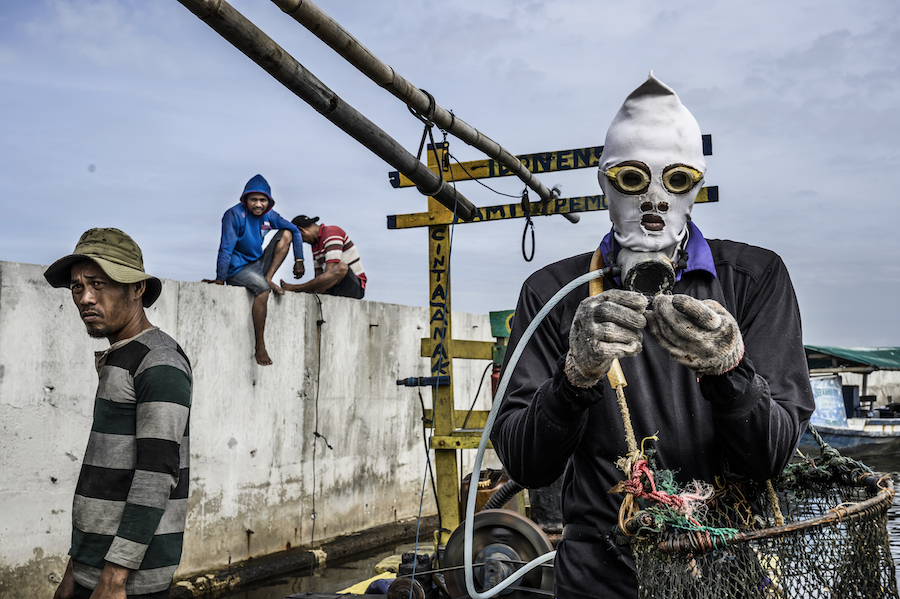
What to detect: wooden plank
<box><xmin>424</xmin><ymin>183</ymin><xmax>462</xmax><ymax>540</ymax></box>
<box><xmin>420</xmin><ymin>338</ymin><xmax>494</xmax><ymax>361</ymax></box>
<box><xmin>431</xmin><ymin>435</ymin><xmax>493</xmax><ymax>450</ymax></box>
<box><xmin>390</xmin><ymin>144</ymin><xmax>604</xmax><ymax>187</ymax></box>
<box><xmin>427</xmin><ymin>223</ymin><xmax>452</xmax><ymax>377</ymax></box>
<box><xmin>423</xmin><ymin>410</ymin><xmax>489</xmax><ymax>430</ymax></box>
<box><xmin>434</xmin><ymin>448</ymin><xmax>460</xmax><ymax>539</ymax></box>
<box><xmin>389</xmin><ymin>186</ymin><xmax>718</xmax><ymax>229</ymax></box>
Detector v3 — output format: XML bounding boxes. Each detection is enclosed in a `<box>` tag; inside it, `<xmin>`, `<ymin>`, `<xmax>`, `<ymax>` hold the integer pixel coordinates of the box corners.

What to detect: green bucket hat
<box><xmin>44</xmin><ymin>228</ymin><xmax>162</xmax><ymax>307</ymax></box>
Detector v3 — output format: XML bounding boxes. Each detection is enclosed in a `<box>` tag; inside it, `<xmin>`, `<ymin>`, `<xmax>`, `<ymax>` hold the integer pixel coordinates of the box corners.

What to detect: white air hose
<box><xmin>463</xmin><ymin>268</ymin><xmax>607</xmax><ymax>599</ymax></box>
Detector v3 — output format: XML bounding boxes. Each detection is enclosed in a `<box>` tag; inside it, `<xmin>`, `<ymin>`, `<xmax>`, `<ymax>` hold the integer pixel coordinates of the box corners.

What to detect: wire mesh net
<box><xmin>621</xmin><ymin>434</ymin><xmax>898</xmax><ymax>599</ymax></box>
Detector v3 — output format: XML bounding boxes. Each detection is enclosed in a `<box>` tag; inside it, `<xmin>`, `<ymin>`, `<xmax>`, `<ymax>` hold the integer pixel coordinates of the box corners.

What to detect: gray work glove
<box><xmin>565</xmin><ymin>289</ymin><xmax>649</xmax><ymax>388</ymax></box>
<box><xmin>646</xmin><ymin>294</ymin><xmax>744</xmax><ymax>376</ymax></box>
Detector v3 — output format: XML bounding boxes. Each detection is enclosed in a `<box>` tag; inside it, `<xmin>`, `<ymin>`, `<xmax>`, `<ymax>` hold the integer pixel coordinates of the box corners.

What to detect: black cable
<box><xmin>409</xmin><ymin>90</ymin><xmax>437</xmax><ymax>161</ymax></box>
<box><xmin>440</xmin><ymin>108</ymin><xmax>456</xmax><ymax>137</ymax></box>
<box><xmin>409</xmin><ymin>90</ymin><xmax>449</xmax><ymax>203</ymax></box>
<box><xmin>394</xmin><ymin>560</ymin><xmax>555</xmax><ymax>578</ymax></box>
<box><xmin>522</xmin><ymin>215</ymin><xmax>535</xmax><ymax>262</ymax></box>
<box><xmin>461</xmin><ymin>362</ymin><xmax>494</xmax><ymax>429</ymax></box>
<box><xmin>308</xmin><ymin>294</ymin><xmax>331</xmax><ymax>582</ymax></box>
<box><xmin>519</xmin><ymin>189</ymin><xmax>536</xmax><ymax>262</ymax></box>
<box><xmin>417</xmin><ymin>388</ymin><xmax>442</xmax><ymax>536</ymax></box>
<box><xmin>448</xmin><ymin>152</ymin><xmax>523</xmax><ymax>199</ymax></box>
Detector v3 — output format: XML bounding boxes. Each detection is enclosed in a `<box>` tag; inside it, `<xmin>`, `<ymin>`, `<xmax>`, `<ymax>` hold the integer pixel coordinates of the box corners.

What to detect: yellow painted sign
<box><xmin>428</xmin><ymin>224</ymin><xmax>451</xmax><ymax>375</ymax></box>
<box><xmin>388</xmin><ymin>186</ymin><xmax>718</xmax><ymax>230</ymax></box>
<box><xmin>389</xmin><ymin>136</ymin><xmax>712</xmax><ymax>188</ymax></box>
<box><xmin>389</xmin><ymin>145</ymin><xmax>604</xmax><ymax>188</ymax></box>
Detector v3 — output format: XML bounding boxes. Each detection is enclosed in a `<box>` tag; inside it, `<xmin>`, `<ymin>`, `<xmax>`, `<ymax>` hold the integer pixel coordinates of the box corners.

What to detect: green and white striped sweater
<box><xmin>70</xmin><ymin>327</ymin><xmax>192</xmax><ymax>595</ymax></box>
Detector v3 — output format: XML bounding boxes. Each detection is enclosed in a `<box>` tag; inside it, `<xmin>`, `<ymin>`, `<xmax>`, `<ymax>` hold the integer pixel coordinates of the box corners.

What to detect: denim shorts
<box><xmin>226</xmin><ymin>230</ymin><xmax>283</xmax><ymax>297</ymax></box>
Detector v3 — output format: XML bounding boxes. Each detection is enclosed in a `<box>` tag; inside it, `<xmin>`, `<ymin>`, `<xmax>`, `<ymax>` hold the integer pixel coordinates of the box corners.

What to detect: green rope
<box><xmin>780</xmin><ymin>424</ymin><xmax>873</xmax><ymax>492</ymax></box>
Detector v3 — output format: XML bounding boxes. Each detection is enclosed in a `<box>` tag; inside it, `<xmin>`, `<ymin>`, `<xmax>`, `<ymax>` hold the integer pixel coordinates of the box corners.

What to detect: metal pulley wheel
<box><xmin>443</xmin><ymin>509</ymin><xmax>555</xmax><ymax>598</ymax></box>
<box><xmin>387</xmin><ymin>576</ymin><xmax>427</xmax><ymax>599</ymax></box>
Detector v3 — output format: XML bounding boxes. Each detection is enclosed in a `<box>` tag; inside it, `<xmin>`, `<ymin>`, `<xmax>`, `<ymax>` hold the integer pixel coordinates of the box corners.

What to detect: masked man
<box><xmin>490</xmin><ymin>75</ymin><xmax>815</xmax><ymax>598</ymax></box>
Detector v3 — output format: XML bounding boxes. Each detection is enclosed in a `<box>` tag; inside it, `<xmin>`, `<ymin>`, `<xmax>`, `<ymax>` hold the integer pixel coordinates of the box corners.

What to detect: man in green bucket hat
<box><xmin>45</xmin><ymin>228</ymin><xmax>192</xmax><ymax>599</ymax></box>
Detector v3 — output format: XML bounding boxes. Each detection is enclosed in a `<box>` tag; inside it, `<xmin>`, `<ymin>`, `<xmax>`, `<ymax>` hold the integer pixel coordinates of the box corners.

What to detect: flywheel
<box><xmin>443</xmin><ymin>509</ymin><xmax>555</xmax><ymax>598</ymax></box>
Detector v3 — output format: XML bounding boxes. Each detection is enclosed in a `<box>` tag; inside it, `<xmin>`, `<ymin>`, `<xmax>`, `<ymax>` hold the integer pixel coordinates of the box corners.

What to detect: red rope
<box><xmin>623</xmin><ymin>460</ymin><xmax>701</xmax><ymax>526</ymax></box>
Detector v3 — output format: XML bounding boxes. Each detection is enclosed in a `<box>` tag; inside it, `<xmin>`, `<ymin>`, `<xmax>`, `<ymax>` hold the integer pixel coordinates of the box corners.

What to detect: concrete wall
<box><xmin>0</xmin><ymin>261</ymin><xmax>499</xmax><ymax>598</ymax></box>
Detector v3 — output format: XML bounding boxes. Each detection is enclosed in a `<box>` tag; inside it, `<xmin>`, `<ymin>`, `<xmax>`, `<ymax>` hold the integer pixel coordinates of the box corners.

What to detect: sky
<box><xmin>1</xmin><ymin>0</ymin><xmax>898</xmax><ymax>347</ymax></box>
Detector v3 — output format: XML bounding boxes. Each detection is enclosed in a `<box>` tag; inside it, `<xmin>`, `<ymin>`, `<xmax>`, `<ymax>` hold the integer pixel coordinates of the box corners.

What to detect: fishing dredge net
<box><xmin>612</xmin><ymin>426</ymin><xmax>897</xmax><ymax>599</ymax></box>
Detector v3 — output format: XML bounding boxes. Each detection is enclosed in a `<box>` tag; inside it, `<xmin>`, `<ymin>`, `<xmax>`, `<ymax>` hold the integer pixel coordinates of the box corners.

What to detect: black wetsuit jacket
<box><xmin>490</xmin><ymin>239</ymin><xmax>815</xmax><ymax>599</ymax></box>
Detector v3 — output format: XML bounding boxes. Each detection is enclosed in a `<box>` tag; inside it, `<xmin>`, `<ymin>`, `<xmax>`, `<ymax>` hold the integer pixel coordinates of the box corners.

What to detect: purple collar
<box><xmin>597</xmin><ymin>221</ymin><xmax>716</xmax><ymax>283</ymax></box>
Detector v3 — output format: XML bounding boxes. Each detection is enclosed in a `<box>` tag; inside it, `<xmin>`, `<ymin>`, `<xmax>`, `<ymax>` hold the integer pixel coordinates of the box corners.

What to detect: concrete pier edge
<box><xmin>170</xmin><ymin>515</ymin><xmax>440</xmax><ymax>598</ymax></box>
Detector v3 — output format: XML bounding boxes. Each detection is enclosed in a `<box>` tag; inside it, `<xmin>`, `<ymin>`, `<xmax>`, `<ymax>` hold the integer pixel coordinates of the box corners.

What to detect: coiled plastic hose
<box><xmin>463</xmin><ymin>268</ymin><xmax>608</xmax><ymax>599</ymax></box>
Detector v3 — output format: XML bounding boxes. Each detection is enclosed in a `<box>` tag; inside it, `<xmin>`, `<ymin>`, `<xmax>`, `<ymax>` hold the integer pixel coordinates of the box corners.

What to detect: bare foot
<box><xmin>279</xmin><ymin>279</ymin><xmax>301</xmax><ymax>292</ymax></box>
<box><xmin>267</xmin><ymin>279</ymin><xmax>285</xmax><ymax>295</ymax></box>
<box><xmin>255</xmin><ymin>346</ymin><xmax>273</xmax><ymax>366</ymax></box>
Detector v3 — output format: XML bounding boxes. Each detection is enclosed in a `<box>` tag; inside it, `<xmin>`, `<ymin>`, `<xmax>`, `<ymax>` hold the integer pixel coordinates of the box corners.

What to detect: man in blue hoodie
<box><xmin>203</xmin><ymin>174</ymin><xmax>304</xmax><ymax>366</ymax></box>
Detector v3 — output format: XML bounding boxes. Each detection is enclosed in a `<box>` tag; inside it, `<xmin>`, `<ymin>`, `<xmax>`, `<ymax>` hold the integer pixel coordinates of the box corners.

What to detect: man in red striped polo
<box><xmin>280</xmin><ymin>215</ymin><xmax>367</xmax><ymax>299</ymax></box>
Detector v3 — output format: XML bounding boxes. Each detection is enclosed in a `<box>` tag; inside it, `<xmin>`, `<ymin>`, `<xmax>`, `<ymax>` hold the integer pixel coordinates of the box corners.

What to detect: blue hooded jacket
<box><xmin>215</xmin><ymin>175</ymin><xmax>304</xmax><ymax>281</ymax></box>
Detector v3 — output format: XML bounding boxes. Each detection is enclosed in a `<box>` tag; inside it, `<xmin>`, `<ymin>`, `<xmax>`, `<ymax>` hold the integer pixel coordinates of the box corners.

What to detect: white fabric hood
<box><xmin>598</xmin><ymin>74</ymin><xmax>706</xmax><ymax>253</ymax></box>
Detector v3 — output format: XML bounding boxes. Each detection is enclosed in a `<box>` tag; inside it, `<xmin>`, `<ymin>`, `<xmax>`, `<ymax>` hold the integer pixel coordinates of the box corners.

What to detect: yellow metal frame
<box><xmin>418</xmin><ymin>144</ymin><xmax>497</xmax><ymax>542</ymax></box>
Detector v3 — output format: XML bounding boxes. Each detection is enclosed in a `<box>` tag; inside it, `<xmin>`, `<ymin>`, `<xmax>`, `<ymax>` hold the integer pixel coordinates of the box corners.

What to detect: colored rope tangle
<box><xmin>623</xmin><ymin>460</ymin><xmax>698</xmax><ymax>524</ymax></box>
<box><xmin>613</xmin><ymin>439</ymin><xmax>736</xmax><ymax>548</ymax></box>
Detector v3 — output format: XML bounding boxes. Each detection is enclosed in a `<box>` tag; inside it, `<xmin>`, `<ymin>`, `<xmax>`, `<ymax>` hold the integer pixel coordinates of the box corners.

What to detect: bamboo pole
<box><xmin>176</xmin><ymin>0</ymin><xmax>476</xmax><ymax>221</ymax></box>
<box><xmin>272</xmin><ymin>0</ymin><xmax>580</xmax><ymax>224</ymax></box>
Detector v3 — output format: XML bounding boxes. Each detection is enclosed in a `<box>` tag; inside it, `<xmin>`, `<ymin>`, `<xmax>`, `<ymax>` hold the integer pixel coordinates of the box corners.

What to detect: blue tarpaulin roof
<box><xmin>805</xmin><ymin>345</ymin><xmax>900</xmax><ymax>371</ymax></box>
